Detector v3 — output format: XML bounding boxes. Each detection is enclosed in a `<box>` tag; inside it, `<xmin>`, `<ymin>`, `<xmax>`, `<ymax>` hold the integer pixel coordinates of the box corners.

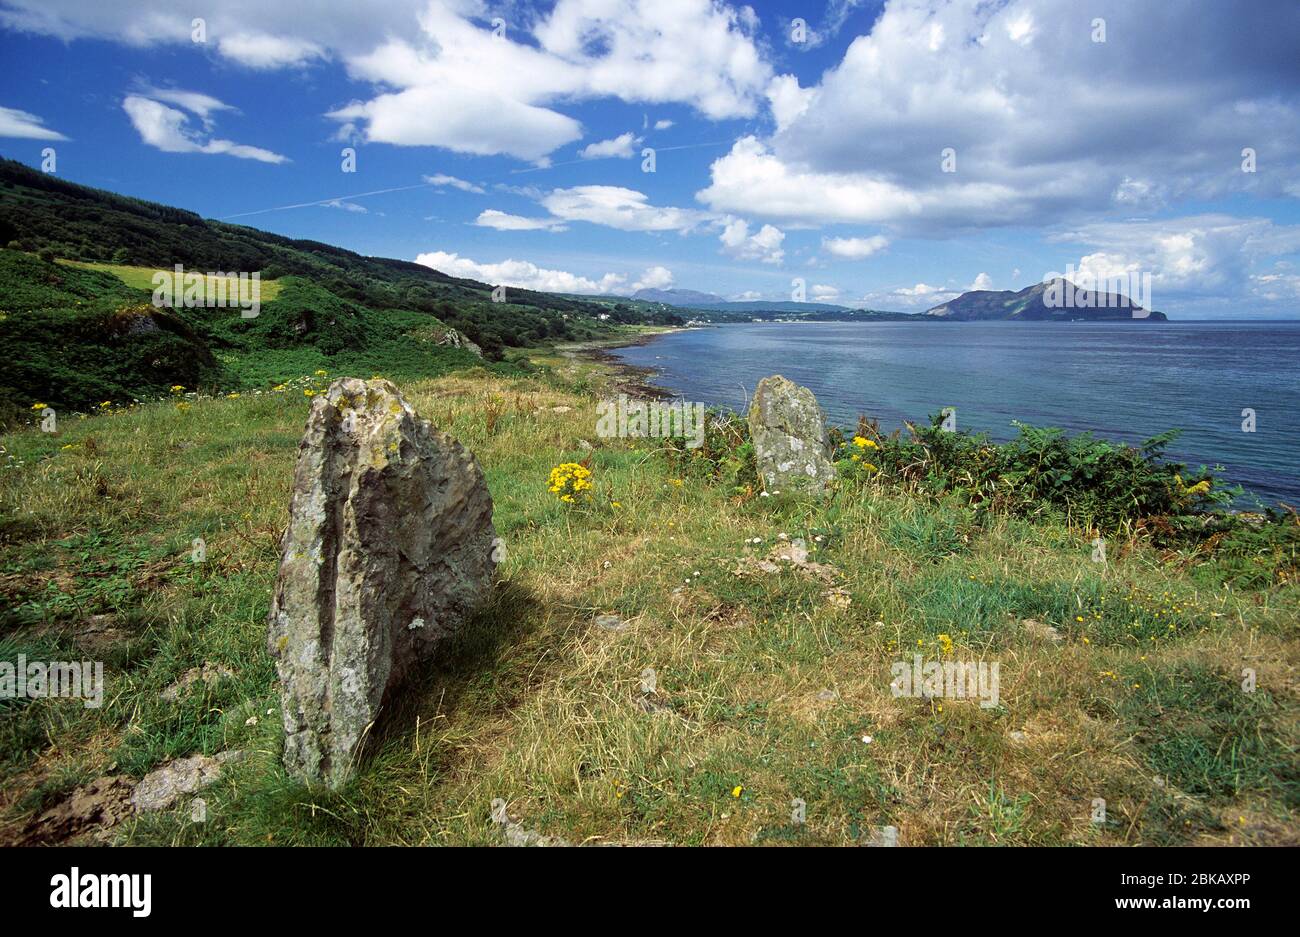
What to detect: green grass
<box><xmin>1</xmin><ymin>355</ymin><xmax>1296</xmax><ymax>846</ymax></box>
<box><xmin>62</xmin><ymin>260</ymin><xmax>285</xmax><ymax>302</ymax></box>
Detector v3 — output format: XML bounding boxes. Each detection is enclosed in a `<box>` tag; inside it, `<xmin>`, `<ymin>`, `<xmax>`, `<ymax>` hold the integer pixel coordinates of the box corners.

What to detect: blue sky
<box><xmin>2</xmin><ymin>0</ymin><xmax>1299</xmax><ymax>317</ymax></box>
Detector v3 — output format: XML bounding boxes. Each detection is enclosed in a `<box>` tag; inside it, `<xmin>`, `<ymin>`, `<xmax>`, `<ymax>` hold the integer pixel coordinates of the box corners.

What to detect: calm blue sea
<box><xmin>610</xmin><ymin>320</ymin><xmax>1300</xmax><ymax>507</ymax></box>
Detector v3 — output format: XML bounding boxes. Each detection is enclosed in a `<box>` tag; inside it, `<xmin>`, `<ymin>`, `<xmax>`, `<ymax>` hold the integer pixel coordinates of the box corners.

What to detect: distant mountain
<box><xmin>691</xmin><ymin>300</ymin><xmax>849</xmax><ymax>313</ymax></box>
<box><xmin>924</xmin><ymin>279</ymin><xmax>1167</xmax><ymax>321</ymax></box>
<box><xmin>630</xmin><ymin>287</ymin><xmax>723</xmax><ymax>305</ymax></box>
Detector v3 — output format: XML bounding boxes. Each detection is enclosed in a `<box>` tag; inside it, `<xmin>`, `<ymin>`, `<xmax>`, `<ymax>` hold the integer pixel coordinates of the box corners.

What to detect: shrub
<box><xmin>845</xmin><ymin>413</ymin><xmax>1236</xmax><ymax>531</ymax></box>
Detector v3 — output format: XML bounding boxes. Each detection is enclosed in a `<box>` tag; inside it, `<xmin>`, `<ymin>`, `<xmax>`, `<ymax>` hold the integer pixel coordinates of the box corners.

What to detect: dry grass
<box><xmin>1</xmin><ymin>355</ymin><xmax>1296</xmax><ymax>846</ymax></box>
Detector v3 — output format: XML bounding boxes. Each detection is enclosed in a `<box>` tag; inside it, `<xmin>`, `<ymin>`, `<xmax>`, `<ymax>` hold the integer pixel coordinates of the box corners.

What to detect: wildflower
<box><xmin>937</xmin><ymin>633</ymin><xmax>954</xmax><ymax>656</ymax></box>
<box><xmin>314</xmin><ymin>369</ymin><xmax>328</xmax><ymax>377</ymax></box>
<box><xmin>272</xmin><ymin>384</ymin><xmax>287</xmax><ymax>392</ymax></box>
<box><xmin>175</xmin><ymin>401</ymin><xmax>191</xmax><ymax>413</ymax></box>
<box><xmin>31</xmin><ymin>402</ymin><xmax>47</xmax><ymax>411</ymax></box>
<box><xmin>169</xmin><ymin>385</ymin><xmax>185</xmax><ymax>394</ymax></box>
<box><xmin>548</xmin><ymin>462</ymin><xmax>594</xmax><ymax>504</ymax></box>
<box><xmin>226</xmin><ymin>392</ymin><xmax>241</xmax><ymax>399</ymax></box>
<box><xmin>731</xmin><ymin>785</ymin><xmax>743</xmax><ymax>798</ymax></box>
<box><xmin>304</xmin><ymin>389</ymin><xmax>316</xmax><ymax>397</ymax></box>
<box><xmin>852</xmin><ymin>436</ymin><xmax>877</xmax><ymax>449</ymax></box>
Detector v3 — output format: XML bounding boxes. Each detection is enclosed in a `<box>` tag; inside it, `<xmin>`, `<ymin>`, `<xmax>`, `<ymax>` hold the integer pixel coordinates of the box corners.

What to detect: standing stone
<box><xmin>268</xmin><ymin>378</ymin><xmax>497</xmax><ymax>788</ymax></box>
<box><xmin>747</xmin><ymin>375</ymin><xmax>835</xmax><ymax>496</ymax></box>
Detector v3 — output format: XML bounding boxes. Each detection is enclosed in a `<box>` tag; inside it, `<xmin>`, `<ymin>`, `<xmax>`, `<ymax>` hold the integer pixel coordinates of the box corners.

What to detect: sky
<box><xmin>1</xmin><ymin>0</ymin><xmax>1299</xmax><ymax>318</ymax></box>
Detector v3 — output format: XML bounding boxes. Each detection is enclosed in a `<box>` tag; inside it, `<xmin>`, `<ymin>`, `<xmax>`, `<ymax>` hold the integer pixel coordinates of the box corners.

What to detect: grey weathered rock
<box><xmin>438</xmin><ymin>328</ymin><xmax>483</xmax><ymax>358</ymax></box>
<box><xmin>747</xmin><ymin>375</ymin><xmax>835</xmax><ymax>496</ymax></box>
<box><xmin>268</xmin><ymin>378</ymin><xmax>497</xmax><ymax>788</ymax></box>
<box><xmin>131</xmin><ymin>751</ymin><xmax>244</xmax><ymax>812</ymax></box>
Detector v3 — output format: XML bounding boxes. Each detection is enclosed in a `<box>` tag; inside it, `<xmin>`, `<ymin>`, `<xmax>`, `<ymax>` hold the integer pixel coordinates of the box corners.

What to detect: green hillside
<box><xmin>0</xmin><ymin>156</ymin><xmax>683</xmax><ymax>425</ymax></box>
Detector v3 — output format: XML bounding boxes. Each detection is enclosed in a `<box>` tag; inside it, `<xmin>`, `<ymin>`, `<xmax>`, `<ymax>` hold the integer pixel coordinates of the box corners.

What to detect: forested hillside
<box><xmin>0</xmin><ymin>157</ymin><xmax>682</xmax><ymax>423</ymax></box>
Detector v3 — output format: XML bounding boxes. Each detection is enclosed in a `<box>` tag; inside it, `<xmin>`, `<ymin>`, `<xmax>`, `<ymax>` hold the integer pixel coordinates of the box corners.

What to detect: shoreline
<box><xmin>553</xmin><ymin>326</ymin><xmax>693</xmax><ymax>399</ymax></box>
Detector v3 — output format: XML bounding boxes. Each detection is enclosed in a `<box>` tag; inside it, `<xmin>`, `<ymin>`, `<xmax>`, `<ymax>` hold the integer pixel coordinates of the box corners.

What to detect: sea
<box><xmin>609</xmin><ymin>320</ymin><xmax>1300</xmax><ymax>507</ymax></box>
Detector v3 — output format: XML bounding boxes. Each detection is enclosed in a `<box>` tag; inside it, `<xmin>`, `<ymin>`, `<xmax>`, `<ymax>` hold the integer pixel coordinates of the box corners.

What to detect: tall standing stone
<box><xmin>268</xmin><ymin>378</ymin><xmax>497</xmax><ymax>788</ymax></box>
<box><xmin>747</xmin><ymin>375</ymin><xmax>836</xmax><ymax>497</ymax></box>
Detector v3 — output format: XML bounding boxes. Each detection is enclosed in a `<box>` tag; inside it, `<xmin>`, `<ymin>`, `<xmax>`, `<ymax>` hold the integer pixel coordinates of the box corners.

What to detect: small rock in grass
<box><xmin>1022</xmin><ymin>619</ymin><xmax>1062</xmax><ymax>643</ymax></box>
<box><xmin>130</xmin><ymin>751</ymin><xmax>244</xmax><ymax>812</ymax></box>
<box><xmin>824</xmin><ymin>587</ymin><xmax>851</xmax><ymax>609</ymax></box>
<box><xmin>595</xmin><ymin>613</ymin><xmax>628</xmax><ymax>632</ymax></box>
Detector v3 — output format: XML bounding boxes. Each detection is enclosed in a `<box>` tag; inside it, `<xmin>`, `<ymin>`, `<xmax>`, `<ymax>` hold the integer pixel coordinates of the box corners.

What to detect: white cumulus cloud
<box><xmin>719</xmin><ymin>218</ymin><xmax>785</xmax><ymax>264</ymax></box>
<box><xmin>473</xmin><ymin>210</ymin><xmax>567</xmax><ymax>232</ymax></box>
<box><xmin>0</xmin><ymin>105</ymin><xmax>67</xmax><ymax>140</ymax></box>
<box><xmin>822</xmin><ymin>235</ymin><xmax>889</xmax><ymax>260</ymax></box>
<box><xmin>541</xmin><ymin>185</ymin><xmax>707</xmax><ymax>232</ymax></box>
<box><xmin>122</xmin><ymin>93</ymin><xmax>287</xmax><ymax>163</ymax></box>
<box><xmin>579</xmin><ymin>132</ymin><xmax>639</xmax><ymax>159</ymax></box>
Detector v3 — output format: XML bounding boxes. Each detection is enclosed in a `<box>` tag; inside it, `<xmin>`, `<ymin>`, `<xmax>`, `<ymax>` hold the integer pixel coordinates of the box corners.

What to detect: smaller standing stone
<box><xmin>747</xmin><ymin>375</ymin><xmax>835</xmax><ymax>496</ymax></box>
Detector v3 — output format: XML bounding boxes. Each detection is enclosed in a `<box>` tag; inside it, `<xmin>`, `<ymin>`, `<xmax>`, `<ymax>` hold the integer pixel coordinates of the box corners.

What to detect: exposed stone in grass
<box><xmin>436</xmin><ymin>328</ymin><xmax>482</xmax><ymax>357</ymax></box>
<box><xmin>594</xmin><ymin>613</ymin><xmax>628</xmax><ymax>632</ymax></box>
<box><xmin>267</xmin><ymin>378</ymin><xmax>497</xmax><ymax>788</ymax></box>
<box><xmin>747</xmin><ymin>375</ymin><xmax>835</xmax><ymax>497</ymax></box>
<box><xmin>131</xmin><ymin>751</ymin><xmax>245</xmax><ymax>812</ymax></box>
<box><xmin>1022</xmin><ymin>618</ymin><xmax>1063</xmax><ymax>643</ymax></box>
<box><xmin>824</xmin><ymin>587</ymin><xmax>852</xmax><ymax>609</ymax></box>
<box><xmin>735</xmin><ymin>537</ymin><xmax>838</xmax><ymax>583</ymax></box>
<box><xmin>159</xmin><ymin>662</ymin><xmax>235</xmax><ymax>701</ymax></box>
<box><xmin>490</xmin><ymin>798</ymin><xmax>570</xmax><ymax>847</ymax></box>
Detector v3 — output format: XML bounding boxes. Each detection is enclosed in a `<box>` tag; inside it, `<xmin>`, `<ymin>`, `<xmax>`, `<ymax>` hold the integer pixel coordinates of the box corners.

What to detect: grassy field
<box><xmin>0</xmin><ymin>351</ymin><xmax>1296</xmax><ymax>846</ymax></box>
<box><xmin>62</xmin><ymin>260</ymin><xmax>285</xmax><ymax>302</ymax></box>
